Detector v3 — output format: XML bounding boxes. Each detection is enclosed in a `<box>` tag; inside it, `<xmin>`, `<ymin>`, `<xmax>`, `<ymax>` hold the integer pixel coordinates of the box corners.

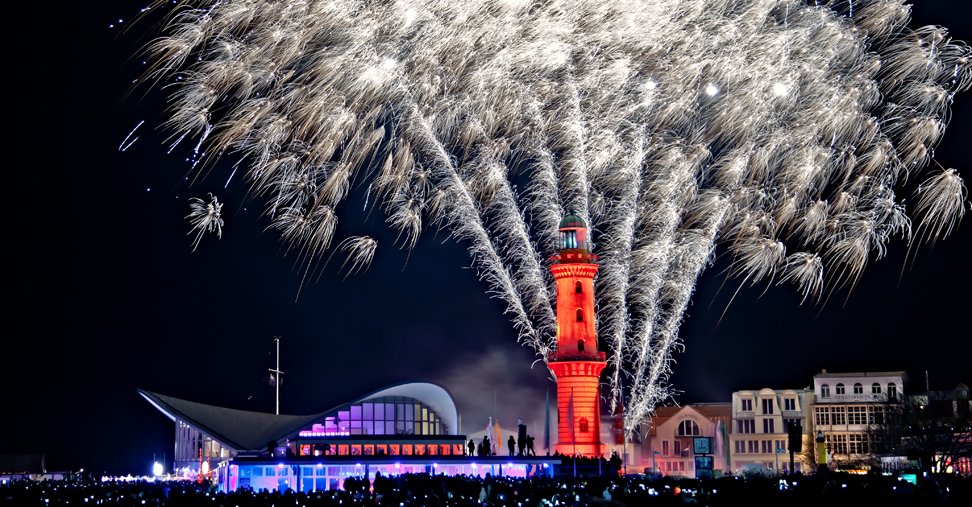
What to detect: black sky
<box><xmin>3</xmin><ymin>1</ymin><xmax>970</xmax><ymax>476</ymax></box>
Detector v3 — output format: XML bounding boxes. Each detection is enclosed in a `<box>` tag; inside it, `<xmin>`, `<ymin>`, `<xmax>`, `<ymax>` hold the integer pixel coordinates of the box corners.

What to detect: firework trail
<box><xmin>186</xmin><ymin>193</ymin><xmax>224</xmax><ymax>251</ymax></box>
<box><xmin>138</xmin><ymin>0</ymin><xmax>970</xmax><ymax>430</ymax></box>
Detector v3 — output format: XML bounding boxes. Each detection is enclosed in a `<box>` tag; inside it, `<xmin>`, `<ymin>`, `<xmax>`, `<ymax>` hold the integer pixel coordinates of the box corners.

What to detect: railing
<box><xmin>548</xmin><ymin>351</ymin><xmax>608</xmax><ymax>362</ymax></box>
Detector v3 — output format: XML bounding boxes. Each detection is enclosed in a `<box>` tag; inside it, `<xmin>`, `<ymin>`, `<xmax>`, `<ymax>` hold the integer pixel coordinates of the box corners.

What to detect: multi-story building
<box><xmin>729</xmin><ymin>388</ymin><xmax>812</xmax><ymax>474</ymax></box>
<box><xmin>812</xmin><ymin>369</ymin><xmax>905</xmax><ymax>470</ymax></box>
<box><xmin>643</xmin><ymin>404</ymin><xmax>731</xmax><ymax>477</ymax></box>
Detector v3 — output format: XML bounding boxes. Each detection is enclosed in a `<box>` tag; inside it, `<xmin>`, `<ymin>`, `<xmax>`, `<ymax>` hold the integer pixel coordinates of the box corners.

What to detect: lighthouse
<box><xmin>549</xmin><ymin>211</ymin><xmax>606</xmax><ymax>457</ymax></box>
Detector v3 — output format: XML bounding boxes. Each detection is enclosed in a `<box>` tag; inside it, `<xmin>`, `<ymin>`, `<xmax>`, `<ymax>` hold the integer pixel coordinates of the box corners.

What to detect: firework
<box><xmin>138</xmin><ymin>0</ymin><xmax>970</xmax><ymax>430</ymax></box>
<box><xmin>186</xmin><ymin>193</ymin><xmax>224</xmax><ymax>252</ymax></box>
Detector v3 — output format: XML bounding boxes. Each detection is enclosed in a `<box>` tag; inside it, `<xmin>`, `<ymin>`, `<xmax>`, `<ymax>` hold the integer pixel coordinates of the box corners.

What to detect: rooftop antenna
<box><xmin>925</xmin><ymin>370</ymin><xmax>930</xmax><ymax>393</ymax></box>
<box><xmin>269</xmin><ymin>336</ymin><xmax>284</xmax><ymax>414</ymax></box>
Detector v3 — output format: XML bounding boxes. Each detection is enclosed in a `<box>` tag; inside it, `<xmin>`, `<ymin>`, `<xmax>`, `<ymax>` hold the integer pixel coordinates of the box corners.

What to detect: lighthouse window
<box><xmin>576</xmin><ymin>309</ymin><xmax>583</xmax><ymax>322</ymax></box>
<box><xmin>577</xmin><ymin>339</ymin><xmax>585</xmax><ymax>353</ymax></box>
<box><xmin>575</xmin><ymin>281</ymin><xmax>583</xmax><ymax>294</ymax></box>
<box><xmin>579</xmin><ymin>417</ymin><xmax>589</xmax><ymax>433</ymax></box>
<box><xmin>561</xmin><ymin>230</ymin><xmax>577</xmax><ymax>249</ymax></box>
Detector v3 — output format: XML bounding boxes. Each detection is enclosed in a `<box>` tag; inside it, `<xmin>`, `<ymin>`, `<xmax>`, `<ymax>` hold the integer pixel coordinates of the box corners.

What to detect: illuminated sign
<box><xmin>693</xmin><ymin>437</ymin><xmax>712</xmax><ymax>455</ymax></box>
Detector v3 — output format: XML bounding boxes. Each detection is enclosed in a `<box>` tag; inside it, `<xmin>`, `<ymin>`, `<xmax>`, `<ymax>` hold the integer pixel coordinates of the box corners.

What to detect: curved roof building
<box><xmin>141</xmin><ymin>382</ymin><xmax>555</xmax><ymax>492</ymax></box>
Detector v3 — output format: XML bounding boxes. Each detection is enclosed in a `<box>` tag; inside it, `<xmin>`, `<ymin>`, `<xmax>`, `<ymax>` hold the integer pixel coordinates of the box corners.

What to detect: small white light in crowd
<box><xmin>773</xmin><ymin>82</ymin><xmax>789</xmax><ymax>96</ymax></box>
<box><xmin>705</xmin><ymin>83</ymin><xmax>720</xmax><ymax>96</ymax></box>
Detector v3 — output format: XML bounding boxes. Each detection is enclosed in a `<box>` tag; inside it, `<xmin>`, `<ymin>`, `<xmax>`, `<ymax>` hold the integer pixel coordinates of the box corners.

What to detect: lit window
<box><xmin>677</xmin><ymin>420</ymin><xmax>700</xmax><ymax>436</ymax></box>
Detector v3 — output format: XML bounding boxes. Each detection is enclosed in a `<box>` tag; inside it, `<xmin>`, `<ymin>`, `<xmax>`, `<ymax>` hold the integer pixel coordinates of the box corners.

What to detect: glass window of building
<box><xmin>741</xmin><ymin>399</ymin><xmax>753</xmax><ymax>411</ymax></box>
<box><xmin>575</xmin><ymin>281</ymin><xmax>583</xmax><ymax>294</ymax></box>
<box><xmin>853</xmin><ymin>383</ymin><xmax>863</xmax><ymax>394</ymax></box>
<box><xmin>835</xmin><ymin>383</ymin><xmax>845</xmax><ymax>395</ymax></box>
<box><xmin>888</xmin><ymin>383</ymin><xmax>897</xmax><ymax>400</ymax></box>
<box><xmin>761</xmin><ymin>399</ymin><xmax>774</xmax><ymax>414</ymax></box>
<box><xmin>872</xmin><ymin>383</ymin><xmax>882</xmax><ymax>394</ymax></box>
<box><xmin>762</xmin><ymin>419</ymin><xmax>775</xmax><ymax>433</ymax></box>
<box><xmin>677</xmin><ymin>420</ymin><xmax>700</xmax><ymax>436</ymax></box>
<box><xmin>821</xmin><ymin>384</ymin><xmax>830</xmax><ymax>398</ymax></box>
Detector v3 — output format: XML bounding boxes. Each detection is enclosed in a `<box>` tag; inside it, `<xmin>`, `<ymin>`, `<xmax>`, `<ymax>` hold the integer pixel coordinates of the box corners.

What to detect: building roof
<box><xmin>559</xmin><ymin>212</ymin><xmax>586</xmax><ymax>229</ymax></box>
<box><xmin>138</xmin><ymin>382</ymin><xmax>460</xmax><ymax>452</ymax></box>
<box><xmin>139</xmin><ymin>389</ymin><xmax>325</xmax><ymax>451</ymax></box>
<box><xmin>813</xmin><ymin>370</ymin><xmax>906</xmax><ymax>379</ymax></box>
<box><xmin>651</xmin><ymin>404</ymin><xmax>732</xmax><ymax>421</ymax></box>
<box><xmin>0</xmin><ymin>454</ymin><xmax>45</xmax><ymax>474</ymax></box>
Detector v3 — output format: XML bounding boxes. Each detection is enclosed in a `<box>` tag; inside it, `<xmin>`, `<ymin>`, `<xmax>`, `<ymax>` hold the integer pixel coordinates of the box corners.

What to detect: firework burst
<box><xmin>137</xmin><ymin>0</ymin><xmax>970</xmax><ymax>430</ymax></box>
<box><xmin>186</xmin><ymin>193</ymin><xmax>224</xmax><ymax>251</ymax></box>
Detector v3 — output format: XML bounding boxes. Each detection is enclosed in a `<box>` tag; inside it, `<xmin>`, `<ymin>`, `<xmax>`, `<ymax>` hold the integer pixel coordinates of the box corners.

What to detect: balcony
<box><xmin>548</xmin><ymin>351</ymin><xmax>608</xmax><ymax>362</ymax></box>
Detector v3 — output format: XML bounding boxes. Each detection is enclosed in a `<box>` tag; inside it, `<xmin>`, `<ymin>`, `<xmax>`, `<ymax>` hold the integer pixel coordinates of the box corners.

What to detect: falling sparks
<box><xmin>119</xmin><ymin>120</ymin><xmax>144</xmax><ymax>152</ymax></box>
<box><xmin>136</xmin><ymin>0</ymin><xmax>971</xmax><ymax>431</ymax></box>
<box><xmin>336</xmin><ymin>236</ymin><xmax>378</xmax><ymax>279</ymax></box>
<box><xmin>186</xmin><ymin>193</ymin><xmax>223</xmax><ymax>252</ymax></box>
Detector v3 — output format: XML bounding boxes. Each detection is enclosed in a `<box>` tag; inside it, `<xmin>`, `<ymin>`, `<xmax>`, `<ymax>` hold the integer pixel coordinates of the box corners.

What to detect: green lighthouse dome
<box><xmin>559</xmin><ymin>211</ymin><xmax>586</xmax><ymax>230</ymax></box>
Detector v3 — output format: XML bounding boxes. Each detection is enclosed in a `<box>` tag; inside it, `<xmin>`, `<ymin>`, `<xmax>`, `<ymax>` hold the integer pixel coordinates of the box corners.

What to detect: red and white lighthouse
<box><xmin>549</xmin><ymin>212</ymin><xmax>606</xmax><ymax>457</ymax></box>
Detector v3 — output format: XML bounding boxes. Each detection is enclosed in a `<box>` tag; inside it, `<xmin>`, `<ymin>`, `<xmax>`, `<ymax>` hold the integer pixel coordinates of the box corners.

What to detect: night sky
<box><xmin>3</xmin><ymin>1</ymin><xmax>970</xmax><ymax>476</ymax></box>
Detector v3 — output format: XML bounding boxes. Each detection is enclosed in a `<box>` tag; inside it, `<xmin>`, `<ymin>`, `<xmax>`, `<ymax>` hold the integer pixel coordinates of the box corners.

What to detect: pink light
<box><xmin>298</xmin><ymin>430</ymin><xmax>351</xmax><ymax>437</ymax></box>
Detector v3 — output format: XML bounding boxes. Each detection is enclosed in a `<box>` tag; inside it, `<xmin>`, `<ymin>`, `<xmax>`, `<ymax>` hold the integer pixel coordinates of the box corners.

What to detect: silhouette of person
<box><xmin>483</xmin><ymin>436</ymin><xmax>491</xmax><ymax>456</ymax></box>
<box><xmin>468</xmin><ymin>439</ymin><xmax>475</xmax><ymax>456</ymax></box>
<box><xmin>508</xmin><ymin>435</ymin><xmax>516</xmax><ymax>456</ymax></box>
<box><xmin>526</xmin><ymin>435</ymin><xmax>535</xmax><ymax>456</ymax></box>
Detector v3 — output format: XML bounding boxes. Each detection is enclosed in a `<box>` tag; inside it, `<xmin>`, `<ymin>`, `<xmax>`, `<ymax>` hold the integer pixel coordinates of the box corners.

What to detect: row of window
<box><xmin>736</xmin><ymin>418</ymin><xmax>803</xmax><ymax>434</ymax></box>
<box><xmin>814</xmin><ymin>405</ymin><xmax>885</xmax><ymax>426</ymax></box>
<box><xmin>733</xmin><ymin>439</ymin><xmax>788</xmax><ymax>454</ymax></box>
<box><xmin>824</xmin><ymin>433</ymin><xmax>874</xmax><ymax>455</ymax></box>
<box><xmin>820</xmin><ymin>382</ymin><xmax>897</xmax><ymax>398</ymax></box>
<box><xmin>306</xmin><ymin>397</ymin><xmax>447</xmax><ymax>436</ymax></box>
<box><xmin>738</xmin><ymin>397</ymin><xmax>798</xmax><ymax>414</ymax></box>
<box><xmin>297</xmin><ymin>443</ymin><xmax>466</xmax><ymax>457</ymax></box>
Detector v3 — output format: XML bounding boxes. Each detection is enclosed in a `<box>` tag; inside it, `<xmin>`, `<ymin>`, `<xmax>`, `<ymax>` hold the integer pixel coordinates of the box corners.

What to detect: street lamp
<box><xmin>816</xmin><ymin>431</ymin><xmax>827</xmax><ymax>474</ymax></box>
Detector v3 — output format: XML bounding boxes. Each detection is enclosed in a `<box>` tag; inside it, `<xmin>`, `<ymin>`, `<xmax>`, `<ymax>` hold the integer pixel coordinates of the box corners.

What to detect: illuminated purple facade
<box><xmin>140</xmin><ymin>382</ymin><xmax>558</xmax><ymax>492</ymax></box>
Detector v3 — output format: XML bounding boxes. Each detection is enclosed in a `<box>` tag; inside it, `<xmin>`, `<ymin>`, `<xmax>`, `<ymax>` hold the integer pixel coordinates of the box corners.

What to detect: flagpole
<box><xmin>543</xmin><ymin>389</ymin><xmax>551</xmax><ymax>455</ymax></box>
<box><xmin>275</xmin><ymin>337</ymin><xmax>280</xmax><ymax>415</ymax></box>
<box><xmin>570</xmin><ymin>388</ymin><xmax>576</xmax><ymax>478</ymax></box>
<box><xmin>268</xmin><ymin>336</ymin><xmax>284</xmax><ymax>415</ymax></box>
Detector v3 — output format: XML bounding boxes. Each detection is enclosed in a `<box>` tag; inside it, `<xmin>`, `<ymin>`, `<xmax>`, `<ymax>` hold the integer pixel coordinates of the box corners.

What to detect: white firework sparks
<box><xmin>186</xmin><ymin>193</ymin><xmax>224</xmax><ymax>251</ymax></box>
<box><xmin>139</xmin><ymin>0</ymin><xmax>971</xmax><ymax>431</ymax></box>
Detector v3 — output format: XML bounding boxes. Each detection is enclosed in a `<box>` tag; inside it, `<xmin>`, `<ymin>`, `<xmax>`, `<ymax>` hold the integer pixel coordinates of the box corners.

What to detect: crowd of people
<box><xmin>2</xmin><ymin>470</ymin><xmax>970</xmax><ymax>506</ymax></box>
